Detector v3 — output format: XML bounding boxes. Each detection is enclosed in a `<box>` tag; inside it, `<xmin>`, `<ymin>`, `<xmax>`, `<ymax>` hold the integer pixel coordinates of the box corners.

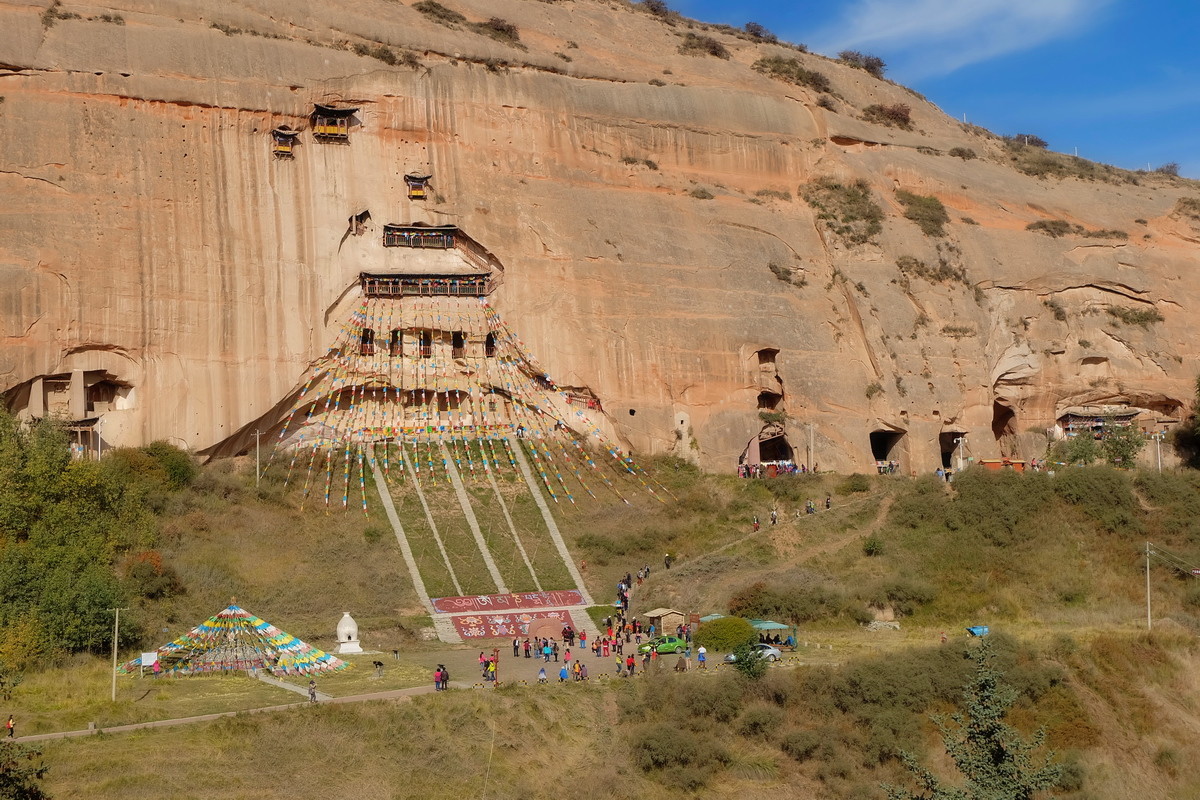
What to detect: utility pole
<box><xmin>955</xmin><ymin>436</ymin><xmax>965</xmax><ymax>472</ymax></box>
<box><xmin>1152</xmin><ymin>431</ymin><xmax>1163</xmax><ymax>473</ymax></box>
<box><xmin>1145</xmin><ymin>542</ymin><xmax>1152</xmax><ymax>631</ymax></box>
<box><xmin>108</xmin><ymin>607</ymin><xmax>128</xmax><ymax>702</ymax></box>
<box><xmin>252</xmin><ymin>429</ymin><xmax>263</xmax><ymax>486</ymax></box>
<box><xmin>807</xmin><ymin>423</ymin><xmax>814</xmax><ymax>473</ymax></box>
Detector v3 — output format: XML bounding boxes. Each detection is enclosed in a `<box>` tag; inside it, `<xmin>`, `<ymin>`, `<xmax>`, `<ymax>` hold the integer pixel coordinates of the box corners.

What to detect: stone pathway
<box><xmin>255</xmin><ymin>671</ymin><xmax>331</xmax><ymax>701</ymax></box>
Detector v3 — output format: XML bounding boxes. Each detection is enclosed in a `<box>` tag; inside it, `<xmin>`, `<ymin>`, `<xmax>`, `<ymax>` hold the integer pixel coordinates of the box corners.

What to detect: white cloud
<box><xmin>811</xmin><ymin>0</ymin><xmax>1114</xmax><ymax>79</ymax></box>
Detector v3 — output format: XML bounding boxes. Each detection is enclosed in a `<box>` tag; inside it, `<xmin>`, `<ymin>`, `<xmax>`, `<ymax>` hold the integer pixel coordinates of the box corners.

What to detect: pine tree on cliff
<box><xmin>884</xmin><ymin>639</ymin><xmax>1062</xmax><ymax>800</ymax></box>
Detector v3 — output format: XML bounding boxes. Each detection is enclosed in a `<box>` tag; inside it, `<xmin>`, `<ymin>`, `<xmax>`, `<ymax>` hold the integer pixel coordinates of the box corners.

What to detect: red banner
<box><xmin>432</xmin><ymin>591</ymin><xmax>584</xmax><ymax>614</ymax></box>
<box><xmin>451</xmin><ymin>610</ymin><xmax>571</xmax><ymax>639</ymax></box>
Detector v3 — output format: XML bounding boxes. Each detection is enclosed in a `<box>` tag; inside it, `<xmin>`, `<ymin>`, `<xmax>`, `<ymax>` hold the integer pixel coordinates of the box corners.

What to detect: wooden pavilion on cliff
<box><xmin>405</xmin><ymin>173</ymin><xmax>433</xmax><ymax>200</ymax></box>
<box><xmin>311</xmin><ymin>104</ymin><xmax>358</xmax><ymax>142</ymax></box>
<box><xmin>383</xmin><ymin>223</ymin><xmax>457</xmax><ymax>249</ymax></box>
<box><xmin>271</xmin><ymin>126</ymin><xmax>300</xmax><ymax>159</ymax></box>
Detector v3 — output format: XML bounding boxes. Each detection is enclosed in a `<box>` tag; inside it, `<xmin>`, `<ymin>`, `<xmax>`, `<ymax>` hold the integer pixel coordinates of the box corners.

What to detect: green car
<box><xmin>638</xmin><ymin>635</ymin><xmax>687</xmax><ymax>655</ymax></box>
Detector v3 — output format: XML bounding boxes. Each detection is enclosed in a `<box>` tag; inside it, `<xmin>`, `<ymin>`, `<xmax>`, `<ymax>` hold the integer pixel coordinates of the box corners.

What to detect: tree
<box><xmin>885</xmin><ymin>639</ymin><xmax>1062</xmax><ymax>800</ymax></box>
<box><xmin>730</xmin><ymin>640</ymin><xmax>768</xmax><ymax>680</ymax></box>
<box><xmin>1099</xmin><ymin>417</ymin><xmax>1145</xmax><ymax>469</ymax></box>
<box><xmin>838</xmin><ymin>49</ymin><xmax>886</xmax><ymax>78</ymax></box>
<box><xmin>0</xmin><ymin>740</ymin><xmax>51</xmax><ymax>799</ymax></box>
<box><xmin>1154</xmin><ymin>162</ymin><xmax>1180</xmax><ymax>177</ymax></box>
<box><xmin>744</xmin><ymin>22</ymin><xmax>776</xmax><ymax>42</ymax></box>
<box><xmin>694</xmin><ymin>616</ymin><xmax>756</xmax><ymax>651</ymax></box>
<box><xmin>1010</xmin><ymin>134</ymin><xmax>1048</xmax><ymax>149</ymax></box>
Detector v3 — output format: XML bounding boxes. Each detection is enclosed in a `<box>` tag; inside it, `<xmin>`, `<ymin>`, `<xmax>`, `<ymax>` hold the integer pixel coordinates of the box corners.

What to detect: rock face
<box><xmin>1</xmin><ymin>0</ymin><xmax>1196</xmax><ymax>473</ymax></box>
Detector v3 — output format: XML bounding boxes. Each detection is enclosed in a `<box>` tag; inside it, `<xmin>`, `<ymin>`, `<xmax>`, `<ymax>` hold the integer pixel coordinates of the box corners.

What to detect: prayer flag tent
<box><xmin>119</xmin><ymin>604</ymin><xmax>348</xmax><ymax>677</ymax></box>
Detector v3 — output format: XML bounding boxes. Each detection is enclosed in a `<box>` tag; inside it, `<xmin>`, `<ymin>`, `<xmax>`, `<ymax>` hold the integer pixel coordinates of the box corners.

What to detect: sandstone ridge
<box><xmin>1</xmin><ymin>0</ymin><xmax>1197</xmax><ymax>473</ymax></box>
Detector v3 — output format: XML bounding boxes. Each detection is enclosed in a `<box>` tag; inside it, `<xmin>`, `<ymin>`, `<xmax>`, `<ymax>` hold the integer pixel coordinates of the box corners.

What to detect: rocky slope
<box><xmin>1</xmin><ymin>0</ymin><xmax>1197</xmax><ymax>472</ymax></box>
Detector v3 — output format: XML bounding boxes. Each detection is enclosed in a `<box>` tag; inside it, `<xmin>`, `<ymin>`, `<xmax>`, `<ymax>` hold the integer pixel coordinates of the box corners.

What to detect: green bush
<box><xmin>631</xmin><ymin>723</ymin><xmax>729</xmax><ymax>788</ymax></box>
<box><xmin>752</xmin><ymin>56</ymin><xmax>832</xmax><ymax>93</ymax></box>
<box><xmin>730</xmin><ymin>640</ymin><xmax>769</xmax><ymax>679</ymax></box>
<box><xmin>896</xmin><ymin>190</ymin><xmax>949</xmax><ymax>236</ymax></box>
<box><xmin>728</xmin><ymin>580</ymin><xmax>870</xmax><ymax>625</ymax></box>
<box><xmin>862</xmin><ymin>103</ymin><xmax>911</xmax><ymax>129</ymax></box>
<box><xmin>737</xmin><ymin>703</ymin><xmax>784</xmax><ymax>737</ymax></box>
<box><xmin>802</xmin><ymin>178</ymin><xmax>883</xmax><ymax>245</ymax></box>
<box><xmin>694</xmin><ymin>616</ymin><xmax>757</xmax><ymax>651</ymax></box>
<box><xmin>678</xmin><ymin>33</ymin><xmax>729</xmax><ymax>59</ymax></box>
<box><xmin>780</xmin><ymin>729</ymin><xmax>821</xmax><ymax>761</ymax></box>
<box><xmin>1053</xmin><ymin>467</ymin><xmax>1140</xmax><ymax>533</ymax></box>
<box><xmin>837</xmin><ymin>50</ymin><xmax>885</xmax><ymax>78</ymax></box>
<box><xmin>862</xmin><ymin>535</ymin><xmax>883</xmax><ymax>556</ymax></box>
<box><xmin>412</xmin><ymin>0</ymin><xmax>465</xmax><ymax>26</ymax></box>
<box><xmin>869</xmin><ymin>578</ymin><xmax>935</xmax><ymax>617</ymax></box>
<box><xmin>949</xmin><ymin>147</ymin><xmax>977</xmax><ymax>160</ymax></box>
<box><xmin>837</xmin><ymin>473</ymin><xmax>871</xmax><ymax>494</ymax></box>
<box><xmin>1106</xmin><ymin>306</ymin><xmax>1164</xmax><ymax>327</ymax></box>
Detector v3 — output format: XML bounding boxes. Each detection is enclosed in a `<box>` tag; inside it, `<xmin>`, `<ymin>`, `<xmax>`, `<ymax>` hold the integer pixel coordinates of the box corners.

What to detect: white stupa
<box><xmin>336</xmin><ymin>612</ymin><xmax>363</xmax><ymax>654</ymax></box>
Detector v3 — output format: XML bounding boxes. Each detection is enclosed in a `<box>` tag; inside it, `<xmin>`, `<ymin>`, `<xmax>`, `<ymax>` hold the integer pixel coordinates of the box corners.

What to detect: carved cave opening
<box><xmin>759</xmin><ymin>434</ymin><xmax>794</xmax><ymax>462</ymax></box>
<box><xmin>992</xmin><ymin>401</ymin><xmax>1017</xmax><ymax>456</ymax></box>
<box><xmin>757</xmin><ymin>391</ymin><xmax>782</xmax><ymax>410</ymax></box>
<box><xmin>870</xmin><ymin>430</ymin><xmax>905</xmax><ymax>462</ymax></box>
<box><xmin>939</xmin><ymin>431</ymin><xmax>966</xmax><ymax>469</ymax></box>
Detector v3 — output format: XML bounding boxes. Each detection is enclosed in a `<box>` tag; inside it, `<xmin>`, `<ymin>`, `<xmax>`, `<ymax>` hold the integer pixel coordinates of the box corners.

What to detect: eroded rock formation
<box><xmin>1</xmin><ymin>0</ymin><xmax>1196</xmax><ymax>473</ymax></box>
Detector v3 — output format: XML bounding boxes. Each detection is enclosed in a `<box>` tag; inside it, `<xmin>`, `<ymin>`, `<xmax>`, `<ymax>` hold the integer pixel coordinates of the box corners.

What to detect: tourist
<box><xmin>579</xmin><ymin>662</ymin><xmax>588</xmax><ymax>681</ymax></box>
<box><xmin>752</xmin><ymin>516</ymin><xmax>760</xmax><ymax>532</ymax></box>
<box><xmin>440</xmin><ymin>664</ymin><xmax>450</xmax><ymax>690</ymax></box>
<box><xmin>579</xmin><ymin>630</ymin><xmax>587</xmax><ymax>652</ymax></box>
<box><xmin>825</xmin><ymin>495</ymin><xmax>832</xmax><ymax>510</ymax></box>
<box><xmin>512</xmin><ymin>638</ymin><xmax>520</xmax><ymax>657</ymax></box>
<box><xmin>626</xmin><ymin>654</ymin><xmax>636</xmax><ymax>676</ymax></box>
<box><xmin>308</xmin><ymin>680</ymin><xmax>318</xmax><ymax>703</ymax></box>
<box><xmin>523</xmin><ymin>639</ymin><xmax>531</xmax><ymax>658</ymax></box>
<box><xmin>559</xmin><ymin>665</ymin><xmax>568</xmax><ymax>682</ymax></box>
<box><xmin>552</xmin><ymin>641</ymin><xmax>560</xmax><ymax>662</ymax></box>
<box><xmin>697</xmin><ymin>646</ymin><xmax>707</xmax><ymax>670</ymax></box>
<box><xmin>770</xmin><ymin>509</ymin><xmax>778</xmax><ymax>526</ymax></box>
<box><xmin>538</xmin><ymin>667</ymin><xmax>547</xmax><ymax>684</ymax></box>
<box><xmin>6</xmin><ymin>715</ymin><xmax>13</xmax><ymax>738</ymax></box>
<box><xmin>542</xmin><ymin>641</ymin><xmax>552</xmax><ymax>662</ymax></box>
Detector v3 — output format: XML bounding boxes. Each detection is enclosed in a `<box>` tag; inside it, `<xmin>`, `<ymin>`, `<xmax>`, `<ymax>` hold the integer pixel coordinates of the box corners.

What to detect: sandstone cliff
<box><xmin>1</xmin><ymin>0</ymin><xmax>1196</xmax><ymax>473</ymax></box>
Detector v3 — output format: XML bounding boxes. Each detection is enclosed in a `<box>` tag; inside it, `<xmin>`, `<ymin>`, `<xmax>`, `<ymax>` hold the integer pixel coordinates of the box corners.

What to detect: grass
<box><xmin>895</xmin><ymin>189</ymin><xmax>949</xmax><ymax>236</ymax></box>
<box><xmin>752</xmin><ymin>56</ymin><xmax>831</xmax><ymax>93</ymax></box>
<box><xmin>1106</xmin><ymin>306</ymin><xmax>1164</xmax><ymax>327</ymax></box>
<box><xmin>1027</xmin><ymin>219</ymin><xmax>1128</xmax><ymax>239</ymax></box>
<box><xmin>802</xmin><ymin>178</ymin><xmax>883</xmax><ymax>246</ymax></box>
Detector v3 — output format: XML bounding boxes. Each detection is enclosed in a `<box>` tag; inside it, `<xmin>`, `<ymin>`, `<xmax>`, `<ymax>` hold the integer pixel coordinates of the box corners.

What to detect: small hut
<box><xmin>404</xmin><ymin>173</ymin><xmax>433</xmax><ymax>200</ymax></box>
<box><xmin>271</xmin><ymin>126</ymin><xmax>300</xmax><ymax>158</ymax></box>
<box><xmin>643</xmin><ymin>608</ymin><xmax>686</xmax><ymax>635</ymax></box>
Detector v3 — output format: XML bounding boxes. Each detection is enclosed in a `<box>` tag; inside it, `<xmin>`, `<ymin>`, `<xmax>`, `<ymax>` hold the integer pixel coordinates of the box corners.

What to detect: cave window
<box><xmin>360</xmin><ymin>328</ymin><xmax>376</xmax><ymax>356</ymax></box>
<box><xmin>759</xmin><ymin>434</ymin><xmax>793</xmax><ymax>462</ymax></box>
<box><xmin>389</xmin><ymin>329</ymin><xmax>403</xmax><ymax>357</ymax></box>
<box><xmin>757</xmin><ymin>391</ymin><xmax>782</xmax><ymax>410</ymax></box>
<box><xmin>485</xmin><ymin>332</ymin><xmax>497</xmax><ymax>358</ymax></box>
<box><xmin>349</xmin><ymin>210</ymin><xmax>371</xmax><ymax>236</ymax></box>
<box><xmin>756</xmin><ymin>348</ymin><xmax>779</xmax><ymax>367</ymax></box>
<box><xmin>629</xmin><ymin>409</ymin><xmax>636</xmax><ymax>416</ymax></box>
<box><xmin>992</xmin><ymin>402</ymin><xmax>1016</xmax><ymax>441</ymax></box>
<box><xmin>870</xmin><ymin>430</ymin><xmax>905</xmax><ymax>462</ymax></box>
<box><xmin>452</xmin><ymin>331</ymin><xmax>466</xmax><ymax>359</ymax></box>
<box><xmin>419</xmin><ymin>330</ymin><xmax>433</xmax><ymax>359</ymax></box>
<box><xmin>939</xmin><ymin>432</ymin><xmax>965</xmax><ymax>470</ymax></box>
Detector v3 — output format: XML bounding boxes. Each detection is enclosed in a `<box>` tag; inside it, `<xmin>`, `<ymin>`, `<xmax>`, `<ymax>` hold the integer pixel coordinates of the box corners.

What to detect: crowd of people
<box><xmin>737</xmin><ymin>461</ymin><xmax>815</xmax><ymax>478</ymax></box>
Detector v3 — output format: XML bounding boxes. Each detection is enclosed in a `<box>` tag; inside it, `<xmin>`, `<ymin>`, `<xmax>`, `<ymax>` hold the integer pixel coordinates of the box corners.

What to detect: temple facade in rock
<box><xmin>0</xmin><ymin>0</ymin><xmax>1195</xmax><ymax>475</ymax></box>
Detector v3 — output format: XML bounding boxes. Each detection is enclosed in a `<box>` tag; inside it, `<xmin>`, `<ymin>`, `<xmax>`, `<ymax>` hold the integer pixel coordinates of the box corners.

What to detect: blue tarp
<box><xmin>966</xmin><ymin>625</ymin><xmax>990</xmax><ymax>637</ymax></box>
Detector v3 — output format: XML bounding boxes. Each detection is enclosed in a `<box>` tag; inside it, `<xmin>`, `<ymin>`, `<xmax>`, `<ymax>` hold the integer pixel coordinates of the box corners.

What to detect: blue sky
<box><xmin>673</xmin><ymin>0</ymin><xmax>1200</xmax><ymax>178</ymax></box>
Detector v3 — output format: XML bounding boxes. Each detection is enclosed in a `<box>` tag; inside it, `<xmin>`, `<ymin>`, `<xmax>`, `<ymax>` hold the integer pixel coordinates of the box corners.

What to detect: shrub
<box><xmin>948</xmin><ymin>147</ymin><xmax>977</xmax><ymax>160</ymax></box>
<box><xmin>1154</xmin><ymin>162</ymin><xmax>1180</xmax><ymax>177</ymax></box>
<box><xmin>1106</xmin><ymin>306</ymin><xmax>1164</xmax><ymax>327</ymax></box>
<box><xmin>837</xmin><ymin>473</ymin><xmax>871</xmax><ymax>494</ymax></box>
<box><xmin>678</xmin><ymin>32</ymin><xmax>729</xmax><ymax>59</ymax></box>
<box><xmin>1026</xmin><ymin>219</ymin><xmax>1078</xmax><ymax>238</ymax></box>
<box><xmin>802</xmin><ymin>178</ymin><xmax>883</xmax><ymax>245</ymax></box>
<box><xmin>412</xmin><ymin>0</ymin><xmax>465</xmax><ymax>27</ymax></box>
<box><xmin>869</xmin><ymin>579</ymin><xmax>935</xmax><ymax>616</ymax></box>
<box><xmin>895</xmin><ymin>190</ymin><xmax>949</xmax><ymax>236</ymax></box>
<box><xmin>631</xmin><ymin>723</ymin><xmax>729</xmax><ymax>788</ymax></box>
<box><xmin>862</xmin><ymin>535</ymin><xmax>883</xmax><ymax>556</ymax></box>
<box><xmin>752</xmin><ymin>56</ymin><xmax>831</xmax><ymax>93</ymax></box>
<box><xmin>737</xmin><ymin>703</ymin><xmax>784</xmax><ymax>737</ymax></box>
<box><xmin>639</xmin><ymin>0</ymin><xmax>672</xmax><ymax>19</ymax></box>
<box><xmin>756</xmin><ymin>188</ymin><xmax>792</xmax><ymax>201</ymax></box>
<box><xmin>960</xmin><ymin>216</ymin><xmax>978</xmax><ymax>225</ymax></box>
<box><xmin>1009</xmin><ymin>133</ymin><xmax>1049</xmax><ymax>148</ymax></box>
<box><xmin>865</xmin><ymin>381</ymin><xmax>884</xmax><ymax>399</ymax></box>
<box><xmin>744</xmin><ymin>22</ymin><xmax>776</xmax><ymax>42</ymax></box>
<box><xmin>1044</xmin><ymin>298</ymin><xmax>1067</xmax><ymax>321</ymax></box>
<box><xmin>728</xmin><ymin>580</ymin><xmax>869</xmax><ymax>625</ymax></box>
<box><xmin>470</xmin><ymin>17</ymin><xmax>522</xmax><ymax>47</ymax></box>
<box><xmin>862</xmin><ymin>103</ymin><xmax>911</xmax><ymax>129</ymax></box>
<box><xmin>689</xmin><ymin>187</ymin><xmax>714</xmax><ymax>200</ymax></box>
<box><xmin>648</xmin><ymin>78</ymin><xmax>664</xmax><ymax>86</ymax></box>
<box><xmin>694</xmin><ymin>616</ymin><xmax>757</xmax><ymax>651</ymax></box>
<box><xmin>816</xmin><ymin>95</ymin><xmax>836</xmax><ymax>111</ymax></box>
<box><xmin>896</xmin><ymin>254</ymin><xmax>966</xmax><ymax>284</ymax></box>
<box><xmin>781</xmin><ymin>729</ymin><xmax>821</xmax><ymax>761</ymax></box>
<box><xmin>837</xmin><ymin>50</ymin><xmax>886</xmax><ymax>79</ymax></box>
<box><xmin>768</xmin><ymin>262</ymin><xmax>799</xmax><ymax>286</ymax></box>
